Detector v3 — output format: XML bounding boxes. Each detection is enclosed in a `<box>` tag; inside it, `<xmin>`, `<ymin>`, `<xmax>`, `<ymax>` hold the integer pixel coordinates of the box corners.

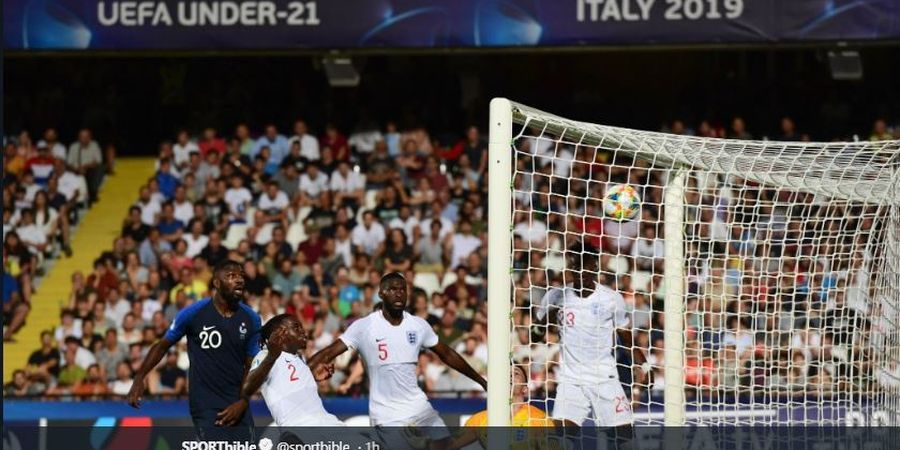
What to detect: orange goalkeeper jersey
<box><xmin>465</xmin><ymin>405</ymin><xmax>551</xmax><ymax>427</ymax></box>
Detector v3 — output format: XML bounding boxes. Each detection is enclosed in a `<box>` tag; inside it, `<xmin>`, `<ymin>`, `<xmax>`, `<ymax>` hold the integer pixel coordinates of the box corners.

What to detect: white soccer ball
<box><xmin>602</xmin><ymin>184</ymin><xmax>641</xmax><ymax>221</ymax></box>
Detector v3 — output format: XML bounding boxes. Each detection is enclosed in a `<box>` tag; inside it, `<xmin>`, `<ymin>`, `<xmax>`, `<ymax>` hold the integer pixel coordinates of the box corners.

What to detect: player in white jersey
<box><xmin>533</xmin><ymin>241</ymin><xmax>648</xmax><ymax>434</ymax></box>
<box><xmin>309</xmin><ymin>272</ymin><xmax>487</xmax><ymax>450</ymax></box>
<box><xmin>243</xmin><ymin>313</ymin><xmax>385</xmax><ymax>447</ymax></box>
<box><xmin>242</xmin><ymin>313</ymin><xmax>339</xmax><ymax>426</ymax></box>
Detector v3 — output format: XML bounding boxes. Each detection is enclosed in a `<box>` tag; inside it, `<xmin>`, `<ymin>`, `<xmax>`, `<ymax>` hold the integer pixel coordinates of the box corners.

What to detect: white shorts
<box><xmin>551</xmin><ymin>379</ymin><xmax>633</xmax><ymax>427</ymax></box>
<box><xmin>375</xmin><ymin>406</ymin><xmax>451</xmax><ymax>449</ymax></box>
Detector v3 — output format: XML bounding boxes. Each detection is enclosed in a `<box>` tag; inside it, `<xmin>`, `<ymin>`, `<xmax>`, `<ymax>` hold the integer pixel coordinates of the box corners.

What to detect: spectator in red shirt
<box><xmin>86</xmin><ymin>258</ymin><xmax>119</xmax><ymax>301</ymax></box>
<box><xmin>297</xmin><ymin>222</ymin><xmax>326</xmax><ymax>265</ymax></box>
<box><xmin>439</xmin><ymin>140</ymin><xmax>465</xmax><ymax>163</ymax></box>
<box><xmin>321</xmin><ymin>123</ymin><xmax>349</xmax><ymax>162</ymax></box>
<box><xmin>423</xmin><ymin>156</ymin><xmax>449</xmax><ymax>193</ymax></box>
<box><xmin>25</xmin><ymin>145</ymin><xmax>56</xmax><ymax>186</ymax></box>
<box><xmin>397</xmin><ymin>139</ymin><xmax>425</xmax><ymax>185</ymax></box>
<box><xmin>198</xmin><ymin>127</ymin><xmax>226</xmax><ymax>157</ymax></box>
<box><xmin>571</xmin><ymin>207</ymin><xmax>604</xmax><ymax>250</ymax></box>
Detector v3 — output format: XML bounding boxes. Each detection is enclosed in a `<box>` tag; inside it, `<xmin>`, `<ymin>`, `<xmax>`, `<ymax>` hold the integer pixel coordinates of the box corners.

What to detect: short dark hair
<box><xmin>566</xmin><ymin>240</ymin><xmax>599</xmax><ymax>268</ymax></box>
<box><xmin>259</xmin><ymin>313</ymin><xmax>293</xmax><ymax>349</ymax></box>
<box><xmin>379</xmin><ymin>272</ymin><xmax>406</xmax><ymax>289</ymax></box>
<box><xmin>513</xmin><ymin>364</ymin><xmax>528</xmax><ymax>379</ymax></box>
<box><xmin>213</xmin><ymin>259</ymin><xmax>243</xmax><ymax>277</ymax></box>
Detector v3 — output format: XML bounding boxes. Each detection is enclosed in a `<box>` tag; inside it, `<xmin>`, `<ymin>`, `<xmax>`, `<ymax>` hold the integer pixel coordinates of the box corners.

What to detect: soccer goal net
<box><xmin>486</xmin><ymin>98</ymin><xmax>900</xmax><ymax>426</ymax></box>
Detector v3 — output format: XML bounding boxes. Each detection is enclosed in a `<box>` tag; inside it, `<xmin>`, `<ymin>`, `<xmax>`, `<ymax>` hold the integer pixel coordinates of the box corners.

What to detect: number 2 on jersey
<box><xmin>378</xmin><ymin>342</ymin><xmax>388</xmax><ymax>360</ymax></box>
<box><xmin>287</xmin><ymin>363</ymin><xmax>299</xmax><ymax>382</ymax></box>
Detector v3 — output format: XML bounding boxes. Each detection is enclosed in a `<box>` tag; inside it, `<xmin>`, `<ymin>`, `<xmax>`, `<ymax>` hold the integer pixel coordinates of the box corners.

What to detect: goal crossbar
<box><xmin>510</xmin><ymin>102</ymin><xmax>900</xmax><ymax>204</ymax></box>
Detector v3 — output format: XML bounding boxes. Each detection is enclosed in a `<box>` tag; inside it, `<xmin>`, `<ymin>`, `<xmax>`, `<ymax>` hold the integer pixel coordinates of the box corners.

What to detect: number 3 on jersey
<box><xmin>565</xmin><ymin>311</ymin><xmax>575</xmax><ymax>327</ymax></box>
<box><xmin>378</xmin><ymin>342</ymin><xmax>388</xmax><ymax>361</ymax></box>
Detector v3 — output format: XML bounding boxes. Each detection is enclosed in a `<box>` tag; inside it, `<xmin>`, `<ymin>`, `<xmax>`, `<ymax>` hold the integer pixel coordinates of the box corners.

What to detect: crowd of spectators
<box><xmin>4</xmin><ymin>115</ymin><xmax>897</xmax><ymax>412</ymax></box>
<box><xmin>3</xmin><ymin>128</ymin><xmax>113</xmax><ymax>345</ymax></box>
<box><xmin>6</xmin><ymin>119</ymin><xmax>494</xmax><ymax>399</ymax></box>
<box><xmin>512</xmin><ymin>116</ymin><xmax>896</xmax><ymax>412</ymax></box>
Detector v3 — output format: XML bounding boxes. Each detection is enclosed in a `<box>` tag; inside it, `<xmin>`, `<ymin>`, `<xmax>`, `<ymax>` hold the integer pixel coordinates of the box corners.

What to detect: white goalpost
<box><xmin>487</xmin><ymin>98</ymin><xmax>900</xmax><ymax>426</ymax></box>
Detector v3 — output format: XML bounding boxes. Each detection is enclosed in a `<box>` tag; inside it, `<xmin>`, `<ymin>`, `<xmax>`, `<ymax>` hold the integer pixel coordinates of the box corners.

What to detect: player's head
<box><xmin>565</xmin><ymin>240</ymin><xmax>599</xmax><ymax>285</ymax></box>
<box><xmin>213</xmin><ymin>259</ymin><xmax>245</xmax><ymax>304</ymax></box>
<box><xmin>379</xmin><ymin>272</ymin><xmax>408</xmax><ymax>315</ymax></box>
<box><xmin>260</xmin><ymin>313</ymin><xmax>307</xmax><ymax>353</ymax></box>
<box><xmin>512</xmin><ymin>364</ymin><xmax>529</xmax><ymax>401</ymax></box>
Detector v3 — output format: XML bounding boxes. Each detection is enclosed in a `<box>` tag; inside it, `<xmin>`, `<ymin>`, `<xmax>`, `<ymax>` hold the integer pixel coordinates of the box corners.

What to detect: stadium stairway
<box><xmin>3</xmin><ymin>158</ymin><xmax>156</xmax><ymax>382</ymax></box>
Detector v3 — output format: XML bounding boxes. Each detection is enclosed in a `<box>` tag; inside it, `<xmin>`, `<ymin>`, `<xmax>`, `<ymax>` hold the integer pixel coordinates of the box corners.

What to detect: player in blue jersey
<box><xmin>127</xmin><ymin>260</ymin><xmax>262</xmax><ymax>440</ymax></box>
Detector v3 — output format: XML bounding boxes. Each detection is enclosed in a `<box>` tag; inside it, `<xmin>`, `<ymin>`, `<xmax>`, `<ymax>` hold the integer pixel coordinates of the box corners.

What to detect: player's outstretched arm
<box><xmin>308</xmin><ymin>339</ymin><xmax>349</xmax><ymax>369</ymax></box>
<box><xmin>242</xmin><ymin>351</ymin><xmax>279</xmax><ymax>400</ymax></box>
<box><xmin>127</xmin><ymin>337</ymin><xmax>174</xmax><ymax>408</ymax></box>
<box><xmin>242</xmin><ymin>327</ymin><xmax>285</xmax><ymax>399</ymax></box>
<box><xmin>430</xmin><ymin>342</ymin><xmax>487</xmax><ymax>391</ymax></box>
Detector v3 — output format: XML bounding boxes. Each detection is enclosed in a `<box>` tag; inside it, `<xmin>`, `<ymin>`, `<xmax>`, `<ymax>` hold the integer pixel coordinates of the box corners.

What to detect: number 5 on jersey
<box><xmin>378</xmin><ymin>342</ymin><xmax>388</xmax><ymax>361</ymax></box>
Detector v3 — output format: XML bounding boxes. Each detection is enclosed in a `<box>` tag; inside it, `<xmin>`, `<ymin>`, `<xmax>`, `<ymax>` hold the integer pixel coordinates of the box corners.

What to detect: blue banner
<box><xmin>4</xmin><ymin>0</ymin><xmax>899</xmax><ymax>50</ymax></box>
<box><xmin>5</xmin><ymin>398</ymin><xmax>896</xmax><ymax>426</ymax></box>
<box><xmin>3</xmin><ymin>398</ymin><xmax>486</xmax><ymax>423</ymax></box>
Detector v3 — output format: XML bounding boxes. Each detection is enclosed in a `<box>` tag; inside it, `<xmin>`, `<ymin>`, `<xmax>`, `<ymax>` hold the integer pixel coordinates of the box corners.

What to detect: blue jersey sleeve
<box><xmin>243</xmin><ymin>305</ymin><xmax>263</xmax><ymax>358</ymax></box>
<box><xmin>164</xmin><ymin>299</ymin><xmax>208</xmax><ymax>343</ymax></box>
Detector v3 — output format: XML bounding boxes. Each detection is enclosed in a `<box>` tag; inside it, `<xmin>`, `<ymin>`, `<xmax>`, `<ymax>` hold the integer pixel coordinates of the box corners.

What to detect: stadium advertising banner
<box><xmin>5</xmin><ymin>399</ymin><xmax>896</xmax><ymax>425</ymax></box>
<box><xmin>4</xmin><ymin>0</ymin><xmax>900</xmax><ymax>50</ymax></box>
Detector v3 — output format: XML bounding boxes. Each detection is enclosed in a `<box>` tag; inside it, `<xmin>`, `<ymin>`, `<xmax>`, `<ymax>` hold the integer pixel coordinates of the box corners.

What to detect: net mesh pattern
<box><xmin>506</xmin><ymin>102</ymin><xmax>900</xmax><ymax>425</ymax></box>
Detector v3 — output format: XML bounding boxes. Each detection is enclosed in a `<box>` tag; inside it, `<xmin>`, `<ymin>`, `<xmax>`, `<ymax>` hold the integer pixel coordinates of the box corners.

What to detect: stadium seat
<box><xmin>353</xmin><ymin>191</ymin><xmax>379</xmax><ymax>223</ymax></box>
<box><xmin>607</xmin><ymin>256</ymin><xmax>630</xmax><ymax>275</ymax></box>
<box><xmin>246</xmin><ymin>207</ymin><xmax>257</xmax><ymax>227</ymax></box>
<box><xmin>413</xmin><ymin>272</ymin><xmax>441</xmax><ymax>297</ymax></box>
<box><xmin>440</xmin><ymin>272</ymin><xmax>457</xmax><ymax>290</ymax></box>
<box><xmin>631</xmin><ymin>270</ymin><xmax>652</xmax><ymax>292</ymax></box>
<box><xmin>295</xmin><ymin>206</ymin><xmax>312</xmax><ymax>224</ymax></box>
<box><xmin>285</xmin><ymin>222</ymin><xmax>307</xmax><ymax>249</ymax></box>
<box><xmin>254</xmin><ymin>223</ymin><xmax>275</xmax><ymax>246</ymax></box>
<box><xmin>223</xmin><ymin>224</ymin><xmax>248</xmax><ymax>250</ymax></box>
<box><xmin>543</xmin><ymin>253</ymin><xmax>565</xmax><ymax>272</ymax></box>
<box><xmin>364</xmin><ymin>190</ymin><xmax>378</xmax><ymax>210</ymax></box>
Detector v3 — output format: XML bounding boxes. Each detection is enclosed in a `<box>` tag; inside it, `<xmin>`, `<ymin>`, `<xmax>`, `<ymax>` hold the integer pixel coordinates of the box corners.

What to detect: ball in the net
<box><xmin>602</xmin><ymin>183</ymin><xmax>641</xmax><ymax>221</ymax></box>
